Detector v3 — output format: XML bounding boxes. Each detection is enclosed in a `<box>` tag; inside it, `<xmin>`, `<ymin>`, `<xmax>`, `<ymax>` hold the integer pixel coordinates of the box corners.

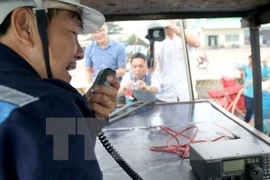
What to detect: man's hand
<box><xmin>165</xmin><ymin>19</ymin><xmax>177</xmax><ymax>27</ymax></box>
<box><xmin>85</xmin><ymin>75</ymin><xmax>120</xmax><ymax>120</ymax></box>
<box><xmin>124</xmin><ymin>81</ymin><xmax>134</xmax><ymax>92</ymax></box>
<box><xmin>164</xmin><ymin>19</ymin><xmax>200</xmax><ymax>47</ymax></box>
<box><xmin>136</xmin><ymin>80</ymin><xmax>147</xmax><ymax>91</ymax></box>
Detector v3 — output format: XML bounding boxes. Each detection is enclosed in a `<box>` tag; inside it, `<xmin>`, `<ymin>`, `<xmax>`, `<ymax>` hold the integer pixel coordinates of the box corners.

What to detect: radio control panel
<box><xmin>190</xmin><ymin>140</ymin><xmax>270</xmax><ymax>180</ymax></box>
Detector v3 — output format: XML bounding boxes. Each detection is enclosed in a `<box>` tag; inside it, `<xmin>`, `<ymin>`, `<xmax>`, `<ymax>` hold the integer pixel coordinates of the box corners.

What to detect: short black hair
<box><xmin>0</xmin><ymin>12</ymin><xmax>12</xmax><ymax>37</ymax></box>
<box><xmin>0</xmin><ymin>8</ymin><xmax>83</xmax><ymax>37</ymax></box>
<box><xmin>130</xmin><ymin>52</ymin><xmax>147</xmax><ymax>64</ymax></box>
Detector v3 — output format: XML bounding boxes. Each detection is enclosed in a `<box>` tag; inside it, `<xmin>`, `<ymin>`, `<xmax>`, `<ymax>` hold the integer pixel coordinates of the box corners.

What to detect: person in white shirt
<box><xmin>154</xmin><ymin>20</ymin><xmax>200</xmax><ymax>102</ymax></box>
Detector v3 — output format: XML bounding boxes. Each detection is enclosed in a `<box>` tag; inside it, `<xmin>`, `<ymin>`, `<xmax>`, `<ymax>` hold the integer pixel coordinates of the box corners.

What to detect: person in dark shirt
<box><xmin>0</xmin><ymin>0</ymin><xmax>119</xmax><ymax>179</ymax></box>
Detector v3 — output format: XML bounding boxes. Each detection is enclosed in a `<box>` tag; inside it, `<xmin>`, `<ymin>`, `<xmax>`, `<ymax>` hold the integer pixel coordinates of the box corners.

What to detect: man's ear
<box><xmin>11</xmin><ymin>8</ymin><xmax>35</xmax><ymax>47</ymax></box>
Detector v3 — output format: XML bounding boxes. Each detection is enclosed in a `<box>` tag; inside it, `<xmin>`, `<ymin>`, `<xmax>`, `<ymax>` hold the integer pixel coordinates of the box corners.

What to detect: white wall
<box><xmin>199</xmin><ymin>28</ymin><xmax>245</xmax><ymax>48</ymax></box>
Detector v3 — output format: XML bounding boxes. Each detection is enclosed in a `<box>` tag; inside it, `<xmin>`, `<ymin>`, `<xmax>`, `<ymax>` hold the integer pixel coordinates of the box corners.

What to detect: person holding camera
<box><xmin>118</xmin><ymin>52</ymin><xmax>160</xmax><ymax>102</ymax></box>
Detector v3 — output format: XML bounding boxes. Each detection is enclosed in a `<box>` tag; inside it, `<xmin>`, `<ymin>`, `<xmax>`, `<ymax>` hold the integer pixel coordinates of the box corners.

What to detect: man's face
<box><xmin>46</xmin><ymin>10</ymin><xmax>84</xmax><ymax>83</ymax></box>
<box><xmin>131</xmin><ymin>57</ymin><xmax>147</xmax><ymax>80</ymax></box>
<box><xmin>92</xmin><ymin>24</ymin><xmax>108</xmax><ymax>44</ymax></box>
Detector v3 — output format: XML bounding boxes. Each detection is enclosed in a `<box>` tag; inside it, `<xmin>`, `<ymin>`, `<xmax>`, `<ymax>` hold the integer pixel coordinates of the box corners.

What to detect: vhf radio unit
<box><xmin>190</xmin><ymin>139</ymin><xmax>270</xmax><ymax>180</ymax></box>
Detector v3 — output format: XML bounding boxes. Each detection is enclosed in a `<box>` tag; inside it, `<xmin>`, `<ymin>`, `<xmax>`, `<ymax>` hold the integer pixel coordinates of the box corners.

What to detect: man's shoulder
<box><xmin>149</xmin><ymin>72</ymin><xmax>159</xmax><ymax>78</ymax></box>
<box><xmin>1</xmin><ymin>78</ymin><xmax>88</xmax><ymax>115</ymax></box>
<box><xmin>0</xmin><ymin>81</ymin><xmax>85</xmax><ymax>126</ymax></box>
<box><xmin>85</xmin><ymin>41</ymin><xmax>98</xmax><ymax>51</ymax></box>
<box><xmin>110</xmin><ymin>39</ymin><xmax>125</xmax><ymax>49</ymax></box>
<box><xmin>0</xmin><ymin>73</ymin><xmax>79</xmax><ymax>101</ymax></box>
<box><xmin>120</xmin><ymin>71</ymin><xmax>131</xmax><ymax>85</ymax></box>
<box><xmin>86</xmin><ymin>41</ymin><xmax>96</xmax><ymax>47</ymax></box>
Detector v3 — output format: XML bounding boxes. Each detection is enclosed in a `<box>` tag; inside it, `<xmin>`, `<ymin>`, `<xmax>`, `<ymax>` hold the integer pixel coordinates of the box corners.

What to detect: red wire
<box><xmin>213</xmin><ymin>122</ymin><xmax>235</xmax><ymax>138</ymax></box>
<box><xmin>150</xmin><ymin>124</ymin><xmax>235</xmax><ymax>158</ymax></box>
<box><xmin>150</xmin><ymin>126</ymin><xmax>202</xmax><ymax>158</ymax></box>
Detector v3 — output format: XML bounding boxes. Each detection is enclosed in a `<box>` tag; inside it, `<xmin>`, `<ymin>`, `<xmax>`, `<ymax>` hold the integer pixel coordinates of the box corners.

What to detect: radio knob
<box><xmin>245</xmin><ymin>163</ymin><xmax>264</xmax><ymax>180</ymax></box>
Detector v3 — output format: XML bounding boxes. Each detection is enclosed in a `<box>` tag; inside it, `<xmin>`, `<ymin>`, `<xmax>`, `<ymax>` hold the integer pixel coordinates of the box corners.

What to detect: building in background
<box><xmin>186</xmin><ymin>18</ymin><xmax>270</xmax><ymax>48</ymax></box>
<box><xmin>198</xmin><ymin>18</ymin><xmax>245</xmax><ymax>48</ymax></box>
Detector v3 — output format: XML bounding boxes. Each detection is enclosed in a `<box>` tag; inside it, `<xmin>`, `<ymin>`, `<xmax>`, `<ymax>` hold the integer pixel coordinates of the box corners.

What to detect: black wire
<box><xmin>95</xmin><ymin>101</ymin><xmax>156</xmax><ymax>179</ymax></box>
<box><xmin>98</xmin><ymin>132</ymin><xmax>143</xmax><ymax>180</ymax></box>
<box><xmin>97</xmin><ymin>101</ymin><xmax>156</xmax><ymax>179</ymax></box>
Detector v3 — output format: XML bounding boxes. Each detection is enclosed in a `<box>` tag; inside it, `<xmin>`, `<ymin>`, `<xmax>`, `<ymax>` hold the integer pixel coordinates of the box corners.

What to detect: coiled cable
<box><xmin>98</xmin><ymin>131</ymin><xmax>143</xmax><ymax>180</ymax></box>
<box><xmin>96</xmin><ymin>101</ymin><xmax>156</xmax><ymax>179</ymax></box>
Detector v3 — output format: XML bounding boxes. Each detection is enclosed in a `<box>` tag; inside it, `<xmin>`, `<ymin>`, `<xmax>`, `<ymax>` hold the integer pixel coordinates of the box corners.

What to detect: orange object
<box><xmin>208</xmin><ymin>79</ymin><xmax>246</xmax><ymax>112</ymax></box>
<box><xmin>208</xmin><ymin>85</ymin><xmax>243</xmax><ymax>98</ymax></box>
<box><xmin>222</xmin><ymin>76</ymin><xmax>236</xmax><ymax>88</ymax></box>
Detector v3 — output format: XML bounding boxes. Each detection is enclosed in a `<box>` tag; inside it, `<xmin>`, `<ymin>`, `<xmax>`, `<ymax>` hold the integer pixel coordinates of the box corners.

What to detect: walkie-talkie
<box><xmin>93</xmin><ymin>68</ymin><xmax>116</xmax><ymax>86</ymax></box>
<box><xmin>92</xmin><ymin>68</ymin><xmax>143</xmax><ymax>180</ymax></box>
<box><xmin>92</xmin><ymin>68</ymin><xmax>116</xmax><ymax>133</ymax></box>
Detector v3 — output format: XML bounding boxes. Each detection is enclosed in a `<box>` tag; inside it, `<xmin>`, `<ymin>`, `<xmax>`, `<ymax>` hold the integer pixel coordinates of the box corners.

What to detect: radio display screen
<box><xmin>223</xmin><ymin>159</ymin><xmax>245</xmax><ymax>172</ymax></box>
<box><xmin>223</xmin><ymin>157</ymin><xmax>260</xmax><ymax>173</ymax></box>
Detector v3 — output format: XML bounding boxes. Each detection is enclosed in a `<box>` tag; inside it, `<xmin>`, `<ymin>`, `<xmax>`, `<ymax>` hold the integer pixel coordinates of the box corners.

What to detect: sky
<box><xmin>115</xmin><ymin>20</ymin><xmax>156</xmax><ymax>37</ymax></box>
<box><xmin>115</xmin><ymin>18</ymin><xmax>270</xmax><ymax>36</ymax></box>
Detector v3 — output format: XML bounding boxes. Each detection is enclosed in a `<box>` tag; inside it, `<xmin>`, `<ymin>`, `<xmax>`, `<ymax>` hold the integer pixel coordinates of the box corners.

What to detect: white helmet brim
<box><xmin>0</xmin><ymin>0</ymin><xmax>105</xmax><ymax>34</ymax></box>
<box><xmin>57</xmin><ymin>0</ymin><xmax>105</xmax><ymax>34</ymax></box>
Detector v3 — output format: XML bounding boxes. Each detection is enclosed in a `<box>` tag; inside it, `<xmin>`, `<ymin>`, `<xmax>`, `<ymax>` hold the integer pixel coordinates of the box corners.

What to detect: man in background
<box><xmin>240</xmin><ymin>55</ymin><xmax>269</xmax><ymax>123</ymax></box>
<box><xmin>118</xmin><ymin>52</ymin><xmax>160</xmax><ymax>102</ymax></box>
<box><xmin>85</xmin><ymin>24</ymin><xmax>126</xmax><ymax>85</ymax></box>
<box><xmin>154</xmin><ymin>20</ymin><xmax>200</xmax><ymax>102</ymax></box>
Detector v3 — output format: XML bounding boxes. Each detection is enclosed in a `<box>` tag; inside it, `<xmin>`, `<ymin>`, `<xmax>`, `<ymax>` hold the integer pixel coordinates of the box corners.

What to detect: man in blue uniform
<box><xmin>84</xmin><ymin>24</ymin><xmax>126</xmax><ymax>84</ymax></box>
<box><xmin>241</xmin><ymin>55</ymin><xmax>269</xmax><ymax>123</ymax></box>
<box><xmin>0</xmin><ymin>0</ymin><xmax>119</xmax><ymax>179</ymax></box>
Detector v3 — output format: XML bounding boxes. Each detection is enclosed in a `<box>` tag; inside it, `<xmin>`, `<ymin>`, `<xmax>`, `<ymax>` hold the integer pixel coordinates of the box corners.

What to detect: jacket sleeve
<box><xmin>0</xmin><ymin>93</ymin><xmax>102</xmax><ymax>180</ymax></box>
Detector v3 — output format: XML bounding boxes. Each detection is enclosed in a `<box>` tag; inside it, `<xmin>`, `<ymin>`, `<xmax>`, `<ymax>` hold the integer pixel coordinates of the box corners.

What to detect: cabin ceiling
<box><xmin>81</xmin><ymin>0</ymin><xmax>270</xmax><ymax>24</ymax></box>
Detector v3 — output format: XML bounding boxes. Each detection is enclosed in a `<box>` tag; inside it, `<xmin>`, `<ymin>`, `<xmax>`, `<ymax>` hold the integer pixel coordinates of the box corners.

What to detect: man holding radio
<box><xmin>0</xmin><ymin>0</ymin><xmax>119</xmax><ymax>179</ymax></box>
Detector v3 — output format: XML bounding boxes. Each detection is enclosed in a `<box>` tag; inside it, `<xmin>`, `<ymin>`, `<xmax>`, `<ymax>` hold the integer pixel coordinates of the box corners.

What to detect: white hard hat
<box><xmin>0</xmin><ymin>0</ymin><xmax>105</xmax><ymax>34</ymax></box>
